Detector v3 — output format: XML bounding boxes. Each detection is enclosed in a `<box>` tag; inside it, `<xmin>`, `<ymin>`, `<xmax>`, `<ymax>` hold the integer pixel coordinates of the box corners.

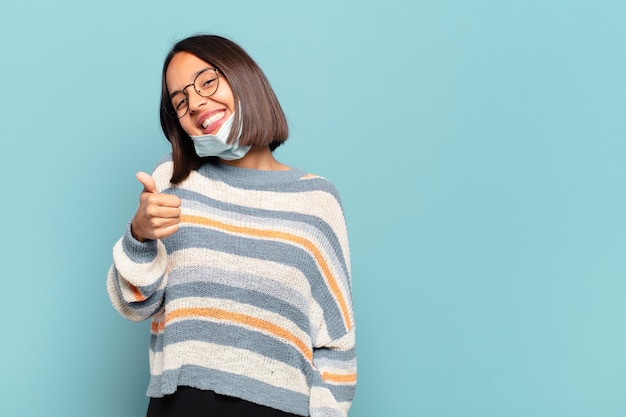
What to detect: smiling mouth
<box><xmin>201</xmin><ymin>111</ymin><xmax>226</xmax><ymax>129</ymax></box>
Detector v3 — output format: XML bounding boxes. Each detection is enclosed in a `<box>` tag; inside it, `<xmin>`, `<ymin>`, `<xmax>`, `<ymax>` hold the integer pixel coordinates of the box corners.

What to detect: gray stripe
<box><xmin>149</xmin><ymin>365</ymin><xmax>309</xmax><ymax>416</ymax></box>
<box><xmin>325</xmin><ymin>384</ymin><xmax>356</xmax><ymax>403</ymax></box>
<box><xmin>149</xmin><ymin>331</ymin><xmax>163</xmax><ymax>353</ymax></box>
<box><xmin>193</xmin><ymin>159</ymin><xmax>308</xmax><ymax>191</ymax></box>
<box><xmin>152</xmin><ymin>320</ymin><xmax>312</xmax><ymax>370</ymax></box>
<box><xmin>168</xmin><ymin>265</ymin><xmax>309</xmax><ymax>315</ymax></box>
<box><xmin>166</xmin><ymin>280</ymin><xmax>311</xmax><ymax>334</ymax></box>
<box><xmin>120</xmin><ymin>227</ymin><xmax>159</xmax><ymax>264</ymax></box>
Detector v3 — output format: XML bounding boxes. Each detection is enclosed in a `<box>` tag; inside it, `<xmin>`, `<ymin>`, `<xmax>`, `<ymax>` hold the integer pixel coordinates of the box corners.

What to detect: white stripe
<box><xmin>310</xmin><ymin>386</ymin><xmax>348</xmax><ymax>413</ymax></box>
<box><xmin>149</xmin><ymin>349</ymin><xmax>164</xmax><ymax>376</ymax></box>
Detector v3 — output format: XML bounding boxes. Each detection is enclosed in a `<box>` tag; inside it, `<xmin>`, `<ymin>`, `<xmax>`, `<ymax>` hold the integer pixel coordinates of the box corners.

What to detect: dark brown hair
<box><xmin>159</xmin><ymin>35</ymin><xmax>289</xmax><ymax>184</ymax></box>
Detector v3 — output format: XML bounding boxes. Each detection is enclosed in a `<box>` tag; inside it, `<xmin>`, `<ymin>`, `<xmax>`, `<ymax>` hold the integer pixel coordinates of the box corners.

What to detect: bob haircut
<box><xmin>159</xmin><ymin>35</ymin><xmax>289</xmax><ymax>184</ymax></box>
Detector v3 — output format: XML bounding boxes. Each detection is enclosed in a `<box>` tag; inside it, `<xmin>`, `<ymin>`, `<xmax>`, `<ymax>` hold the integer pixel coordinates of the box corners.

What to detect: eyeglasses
<box><xmin>164</xmin><ymin>68</ymin><xmax>220</xmax><ymax>118</ymax></box>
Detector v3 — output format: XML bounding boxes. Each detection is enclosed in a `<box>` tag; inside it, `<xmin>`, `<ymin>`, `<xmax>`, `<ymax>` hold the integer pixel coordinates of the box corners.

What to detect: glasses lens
<box><xmin>168</xmin><ymin>92</ymin><xmax>188</xmax><ymax>118</ymax></box>
<box><xmin>194</xmin><ymin>69</ymin><xmax>219</xmax><ymax>98</ymax></box>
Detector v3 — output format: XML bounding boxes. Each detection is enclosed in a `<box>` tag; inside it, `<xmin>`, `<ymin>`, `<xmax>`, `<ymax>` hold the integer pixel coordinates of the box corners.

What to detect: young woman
<box><xmin>107</xmin><ymin>35</ymin><xmax>356</xmax><ymax>417</ymax></box>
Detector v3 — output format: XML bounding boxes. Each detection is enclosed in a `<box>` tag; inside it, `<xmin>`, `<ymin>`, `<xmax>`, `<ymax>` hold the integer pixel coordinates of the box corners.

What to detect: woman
<box><xmin>107</xmin><ymin>35</ymin><xmax>356</xmax><ymax>417</ymax></box>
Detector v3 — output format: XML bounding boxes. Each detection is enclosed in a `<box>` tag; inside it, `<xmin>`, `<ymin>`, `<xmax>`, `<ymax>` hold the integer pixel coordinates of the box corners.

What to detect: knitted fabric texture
<box><xmin>107</xmin><ymin>155</ymin><xmax>356</xmax><ymax>417</ymax></box>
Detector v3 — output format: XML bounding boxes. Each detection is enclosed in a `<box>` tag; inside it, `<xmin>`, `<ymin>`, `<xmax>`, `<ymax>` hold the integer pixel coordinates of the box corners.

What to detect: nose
<box><xmin>186</xmin><ymin>88</ymin><xmax>207</xmax><ymax>114</ymax></box>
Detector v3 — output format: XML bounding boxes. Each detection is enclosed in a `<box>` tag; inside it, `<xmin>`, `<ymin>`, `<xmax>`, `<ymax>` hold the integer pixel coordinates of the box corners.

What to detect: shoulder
<box><xmin>295</xmin><ymin>172</ymin><xmax>344</xmax><ymax>204</ymax></box>
<box><xmin>155</xmin><ymin>153</ymin><xmax>173</xmax><ymax>165</ymax></box>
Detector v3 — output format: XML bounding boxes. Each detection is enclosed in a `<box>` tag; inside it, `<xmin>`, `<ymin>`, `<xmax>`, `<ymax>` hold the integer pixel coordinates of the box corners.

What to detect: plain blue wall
<box><xmin>1</xmin><ymin>1</ymin><xmax>625</xmax><ymax>416</ymax></box>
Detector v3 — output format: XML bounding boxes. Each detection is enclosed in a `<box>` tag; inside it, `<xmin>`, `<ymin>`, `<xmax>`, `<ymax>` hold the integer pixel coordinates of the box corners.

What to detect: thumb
<box><xmin>136</xmin><ymin>171</ymin><xmax>158</xmax><ymax>194</ymax></box>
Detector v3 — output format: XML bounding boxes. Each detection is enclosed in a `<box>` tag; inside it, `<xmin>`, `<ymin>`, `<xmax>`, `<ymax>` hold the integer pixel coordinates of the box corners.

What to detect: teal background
<box><xmin>1</xmin><ymin>0</ymin><xmax>625</xmax><ymax>416</ymax></box>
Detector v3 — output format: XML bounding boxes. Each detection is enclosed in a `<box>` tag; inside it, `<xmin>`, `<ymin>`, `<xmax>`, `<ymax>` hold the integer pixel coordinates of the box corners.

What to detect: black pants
<box><xmin>146</xmin><ymin>386</ymin><xmax>302</xmax><ymax>417</ymax></box>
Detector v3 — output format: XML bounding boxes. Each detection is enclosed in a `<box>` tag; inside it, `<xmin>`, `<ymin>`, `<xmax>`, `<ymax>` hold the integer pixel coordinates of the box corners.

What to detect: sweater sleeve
<box><xmin>309</xmin><ymin>194</ymin><xmax>357</xmax><ymax>417</ymax></box>
<box><xmin>106</xmin><ymin>222</ymin><xmax>168</xmax><ymax>321</ymax></box>
<box><xmin>310</xmin><ymin>327</ymin><xmax>357</xmax><ymax>417</ymax></box>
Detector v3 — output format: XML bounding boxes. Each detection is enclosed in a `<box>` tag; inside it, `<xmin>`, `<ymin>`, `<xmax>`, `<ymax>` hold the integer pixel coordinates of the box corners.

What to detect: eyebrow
<box><xmin>169</xmin><ymin>67</ymin><xmax>215</xmax><ymax>97</ymax></box>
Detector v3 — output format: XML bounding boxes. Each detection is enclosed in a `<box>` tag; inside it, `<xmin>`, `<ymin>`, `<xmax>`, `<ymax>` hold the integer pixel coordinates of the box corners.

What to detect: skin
<box><xmin>131</xmin><ymin>52</ymin><xmax>289</xmax><ymax>242</ymax></box>
<box><xmin>131</xmin><ymin>172</ymin><xmax>182</xmax><ymax>242</ymax></box>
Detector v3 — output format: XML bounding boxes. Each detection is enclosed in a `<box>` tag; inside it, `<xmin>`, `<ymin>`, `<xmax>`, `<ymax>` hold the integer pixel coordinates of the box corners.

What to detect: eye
<box><xmin>195</xmin><ymin>69</ymin><xmax>219</xmax><ymax>94</ymax></box>
<box><xmin>171</xmin><ymin>94</ymin><xmax>187</xmax><ymax>110</ymax></box>
<box><xmin>198</xmin><ymin>77</ymin><xmax>216</xmax><ymax>92</ymax></box>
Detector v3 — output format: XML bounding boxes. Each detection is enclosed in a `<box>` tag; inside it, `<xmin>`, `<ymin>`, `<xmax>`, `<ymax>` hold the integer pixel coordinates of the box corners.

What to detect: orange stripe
<box><xmin>180</xmin><ymin>214</ymin><xmax>353</xmax><ymax>330</ymax></box>
<box><xmin>130</xmin><ymin>284</ymin><xmax>145</xmax><ymax>302</ymax></box>
<box><xmin>321</xmin><ymin>372</ymin><xmax>357</xmax><ymax>384</ymax></box>
<box><xmin>166</xmin><ymin>307</ymin><xmax>313</xmax><ymax>361</ymax></box>
<box><xmin>300</xmin><ymin>173</ymin><xmax>318</xmax><ymax>179</ymax></box>
<box><xmin>151</xmin><ymin>320</ymin><xmax>165</xmax><ymax>333</ymax></box>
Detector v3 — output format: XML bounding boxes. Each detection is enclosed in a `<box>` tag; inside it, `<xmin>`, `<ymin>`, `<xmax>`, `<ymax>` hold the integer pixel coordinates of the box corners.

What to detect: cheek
<box><xmin>215</xmin><ymin>86</ymin><xmax>236</xmax><ymax>109</ymax></box>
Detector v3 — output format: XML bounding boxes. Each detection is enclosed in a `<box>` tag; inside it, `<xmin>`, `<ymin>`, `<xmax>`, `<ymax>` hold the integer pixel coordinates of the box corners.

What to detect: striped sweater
<box><xmin>107</xmin><ymin>155</ymin><xmax>356</xmax><ymax>417</ymax></box>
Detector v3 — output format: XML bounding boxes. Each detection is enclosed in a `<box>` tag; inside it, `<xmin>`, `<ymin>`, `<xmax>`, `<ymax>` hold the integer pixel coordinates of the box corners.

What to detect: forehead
<box><xmin>166</xmin><ymin>52</ymin><xmax>214</xmax><ymax>89</ymax></box>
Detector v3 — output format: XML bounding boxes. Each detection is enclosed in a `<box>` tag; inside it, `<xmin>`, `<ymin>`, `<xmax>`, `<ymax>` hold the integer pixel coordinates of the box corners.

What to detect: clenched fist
<box><xmin>130</xmin><ymin>172</ymin><xmax>182</xmax><ymax>242</ymax></box>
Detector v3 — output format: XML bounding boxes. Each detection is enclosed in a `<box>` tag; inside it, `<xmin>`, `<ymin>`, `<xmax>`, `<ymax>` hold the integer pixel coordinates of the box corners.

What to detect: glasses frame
<box><xmin>164</xmin><ymin>67</ymin><xmax>221</xmax><ymax>119</ymax></box>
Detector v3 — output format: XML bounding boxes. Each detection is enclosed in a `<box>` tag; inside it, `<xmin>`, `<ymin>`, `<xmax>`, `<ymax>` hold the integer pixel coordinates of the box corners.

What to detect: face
<box><xmin>165</xmin><ymin>52</ymin><xmax>236</xmax><ymax>136</ymax></box>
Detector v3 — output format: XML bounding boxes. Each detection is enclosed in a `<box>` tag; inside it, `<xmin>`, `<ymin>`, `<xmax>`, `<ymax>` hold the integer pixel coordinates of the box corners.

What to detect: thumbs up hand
<box><xmin>130</xmin><ymin>172</ymin><xmax>182</xmax><ymax>242</ymax></box>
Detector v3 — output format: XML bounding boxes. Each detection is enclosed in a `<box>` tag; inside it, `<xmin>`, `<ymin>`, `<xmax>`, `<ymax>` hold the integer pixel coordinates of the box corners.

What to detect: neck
<box><xmin>219</xmin><ymin>146</ymin><xmax>290</xmax><ymax>171</ymax></box>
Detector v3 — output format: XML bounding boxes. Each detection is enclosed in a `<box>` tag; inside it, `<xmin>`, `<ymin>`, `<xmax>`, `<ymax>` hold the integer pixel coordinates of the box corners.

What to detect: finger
<box><xmin>156</xmin><ymin>194</ymin><xmax>182</xmax><ymax>208</ymax></box>
<box><xmin>147</xmin><ymin>215</ymin><xmax>180</xmax><ymax>229</ymax></box>
<box><xmin>136</xmin><ymin>171</ymin><xmax>158</xmax><ymax>194</ymax></box>
<box><xmin>153</xmin><ymin>223</ymin><xmax>180</xmax><ymax>240</ymax></box>
<box><xmin>143</xmin><ymin>194</ymin><xmax>181</xmax><ymax>211</ymax></box>
<box><xmin>149</xmin><ymin>206</ymin><xmax>181</xmax><ymax>219</ymax></box>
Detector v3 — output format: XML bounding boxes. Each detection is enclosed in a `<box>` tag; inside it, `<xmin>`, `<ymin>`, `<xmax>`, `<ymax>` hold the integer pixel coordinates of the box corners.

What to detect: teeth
<box><xmin>201</xmin><ymin>111</ymin><xmax>225</xmax><ymax>129</ymax></box>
